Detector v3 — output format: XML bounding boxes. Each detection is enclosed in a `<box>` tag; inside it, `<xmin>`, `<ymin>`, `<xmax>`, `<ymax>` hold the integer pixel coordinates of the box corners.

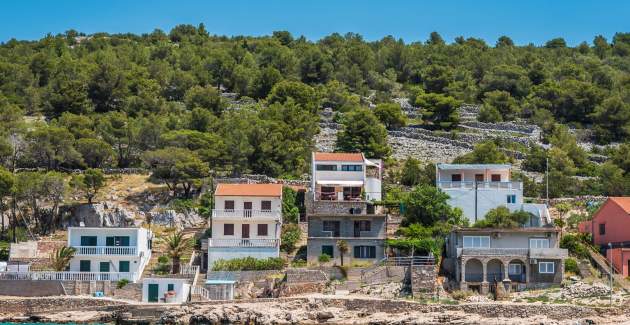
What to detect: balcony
<box><xmin>212</xmin><ymin>209</ymin><xmax>281</xmax><ymax>221</ymax></box>
<box><xmin>458</xmin><ymin>247</ymin><xmax>568</xmax><ymax>259</ymax></box>
<box><xmin>73</xmin><ymin>246</ymin><xmax>138</xmax><ymax>256</ymax></box>
<box><xmin>529</xmin><ymin>248</ymin><xmax>568</xmax><ymax>259</ymax></box>
<box><xmin>0</xmin><ymin>271</ymin><xmax>138</xmax><ymax>282</ymax></box>
<box><xmin>460</xmin><ymin>248</ymin><xmax>529</xmax><ymax>257</ymax></box>
<box><xmin>437</xmin><ymin>181</ymin><xmax>522</xmax><ymax>190</ymax></box>
<box><xmin>207</xmin><ymin>239</ymin><xmax>279</xmax><ymax>248</ymax></box>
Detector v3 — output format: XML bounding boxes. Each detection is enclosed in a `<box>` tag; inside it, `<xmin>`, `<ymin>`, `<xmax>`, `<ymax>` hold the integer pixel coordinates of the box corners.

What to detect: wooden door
<box><xmin>148</xmin><ymin>284</ymin><xmax>159</xmax><ymax>302</ymax></box>
<box><xmin>242</xmin><ymin>224</ymin><xmax>250</xmax><ymax>238</ymax></box>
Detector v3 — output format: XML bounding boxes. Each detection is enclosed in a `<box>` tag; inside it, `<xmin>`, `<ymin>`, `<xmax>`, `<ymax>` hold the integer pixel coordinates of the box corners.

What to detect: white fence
<box><xmin>73</xmin><ymin>246</ymin><xmax>138</xmax><ymax>256</ymax></box>
<box><xmin>207</xmin><ymin>239</ymin><xmax>279</xmax><ymax>248</ymax></box>
<box><xmin>438</xmin><ymin>181</ymin><xmax>523</xmax><ymax>190</ymax></box>
<box><xmin>212</xmin><ymin>209</ymin><xmax>281</xmax><ymax>220</ymax></box>
<box><xmin>0</xmin><ymin>271</ymin><xmax>137</xmax><ymax>282</ymax></box>
<box><xmin>192</xmin><ymin>284</ymin><xmax>234</xmax><ymax>300</ymax></box>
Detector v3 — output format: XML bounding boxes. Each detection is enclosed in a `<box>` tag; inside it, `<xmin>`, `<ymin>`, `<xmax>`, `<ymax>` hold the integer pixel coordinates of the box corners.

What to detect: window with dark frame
<box><xmin>341</xmin><ymin>164</ymin><xmax>363</xmax><ymax>171</ymax></box>
<box><xmin>224</xmin><ymin>200</ymin><xmax>235</xmax><ymax>211</ymax></box>
<box><xmin>599</xmin><ymin>223</ymin><xmax>606</xmax><ymax>235</ymax></box>
<box><xmin>451</xmin><ymin>174</ymin><xmax>462</xmax><ymax>182</ymax></box>
<box><xmin>224</xmin><ymin>224</ymin><xmax>234</xmax><ymax>236</ymax></box>
<box><xmin>316</xmin><ymin>164</ymin><xmax>337</xmax><ymax>171</ymax></box>
<box><xmin>353</xmin><ymin>246</ymin><xmax>376</xmax><ymax>258</ymax></box>
<box><xmin>491</xmin><ymin>174</ymin><xmax>501</xmax><ymax>182</ymax></box>
<box><xmin>323</xmin><ymin>220</ymin><xmax>341</xmax><ymax>237</ymax></box>
<box><xmin>261</xmin><ymin>200</ymin><xmax>272</xmax><ymax>211</ymax></box>
<box><xmin>257</xmin><ymin>224</ymin><xmax>268</xmax><ymax>236</ymax></box>
<box><xmin>321</xmin><ymin>245</ymin><xmax>334</xmax><ymax>258</ymax></box>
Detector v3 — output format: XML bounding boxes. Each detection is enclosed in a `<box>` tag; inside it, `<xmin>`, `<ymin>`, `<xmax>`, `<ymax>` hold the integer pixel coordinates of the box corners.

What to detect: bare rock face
<box><xmin>149</xmin><ymin>209</ymin><xmax>205</xmax><ymax>229</ymax></box>
<box><xmin>62</xmin><ymin>202</ymin><xmax>138</xmax><ymax>227</ymax></box>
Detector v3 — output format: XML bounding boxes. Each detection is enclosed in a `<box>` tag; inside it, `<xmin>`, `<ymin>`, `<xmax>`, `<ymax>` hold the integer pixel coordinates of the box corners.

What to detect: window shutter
<box><xmin>106</xmin><ymin>237</ymin><xmax>115</xmax><ymax>246</ymax></box>
<box><xmin>354</xmin><ymin>246</ymin><xmax>361</xmax><ymax>258</ymax></box>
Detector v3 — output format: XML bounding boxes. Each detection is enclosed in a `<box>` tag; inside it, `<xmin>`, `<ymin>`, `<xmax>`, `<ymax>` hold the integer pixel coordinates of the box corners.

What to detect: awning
<box><xmin>364</xmin><ymin>159</ymin><xmax>379</xmax><ymax>167</ymax></box>
<box><xmin>316</xmin><ymin>180</ymin><xmax>364</xmax><ymax>186</ymax></box>
<box><xmin>206</xmin><ymin>279</ymin><xmax>236</xmax><ymax>285</ymax></box>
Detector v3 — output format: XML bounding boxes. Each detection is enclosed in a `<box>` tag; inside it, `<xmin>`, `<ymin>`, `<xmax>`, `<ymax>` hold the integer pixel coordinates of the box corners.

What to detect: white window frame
<box><xmin>529</xmin><ymin>238</ymin><xmax>550</xmax><ymax>249</ymax></box>
<box><xmin>508</xmin><ymin>263</ymin><xmax>522</xmax><ymax>275</ymax></box>
<box><xmin>463</xmin><ymin>236</ymin><xmax>490</xmax><ymax>248</ymax></box>
<box><xmin>538</xmin><ymin>262</ymin><xmax>555</xmax><ymax>274</ymax></box>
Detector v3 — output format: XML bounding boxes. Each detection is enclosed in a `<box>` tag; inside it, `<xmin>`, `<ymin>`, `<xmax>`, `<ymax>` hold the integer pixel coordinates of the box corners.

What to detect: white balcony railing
<box><xmin>0</xmin><ymin>271</ymin><xmax>137</xmax><ymax>282</ymax></box>
<box><xmin>73</xmin><ymin>246</ymin><xmax>138</xmax><ymax>256</ymax></box>
<box><xmin>207</xmin><ymin>239</ymin><xmax>279</xmax><ymax>248</ymax></box>
<box><xmin>438</xmin><ymin>181</ymin><xmax>522</xmax><ymax>190</ymax></box>
<box><xmin>458</xmin><ymin>247</ymin><xmax>568</xmax><ymax>259</ymax></box>
<box><xmin>212</xmin><ymin>209</ymin><xmax>281</xmax><ymax>220</ymax></box>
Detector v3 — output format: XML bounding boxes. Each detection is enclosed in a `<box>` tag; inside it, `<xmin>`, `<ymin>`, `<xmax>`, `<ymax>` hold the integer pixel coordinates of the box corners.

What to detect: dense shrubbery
<box><xmin>211</xmin><ymin>257</ymin><xmax>285</xmax><ymax>271</ymax></box>
<box><xmin>564</xmin><ymin>258</ymin><xmax>580</xmax><ymax>275</ymax></box>
<box><xmin>560</xmin><ymin>233</ymin><xmax>591</xmax><ymax>260</ymax></box>
<box><xmin>280</xmin><ymin>223</ymin><xmax>302</xmax><ymax>253</ymax></box>
<box><xmin>473</xmin><ymin>207</ymin><xmax>537</xmax><ymax>228</ymax></box>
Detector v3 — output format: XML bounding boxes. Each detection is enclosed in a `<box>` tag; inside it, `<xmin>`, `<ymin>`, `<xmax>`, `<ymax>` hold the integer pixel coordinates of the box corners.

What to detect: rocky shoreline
<box><xmin>1</xmin><ymin>296</ymin><xmax>628</xmax><ymax>324</ymax></box>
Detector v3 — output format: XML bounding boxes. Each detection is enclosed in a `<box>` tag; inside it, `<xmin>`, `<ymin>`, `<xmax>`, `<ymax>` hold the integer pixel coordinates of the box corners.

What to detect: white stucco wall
<box><xmin>211</xmin><ymin>220</ymin><xmax>281</xmax><ymax>240</ymax></box>
<box><xmin>142</xmin><ymin>278</ymin><xmax>191</xmax><ymax>303</ymax></box>
<box><xmin>215</xmin><ymin>195</ymin><xmax>282</xmax><ymax>211</ymax></box>
<box><xmin>444</xmin><ymin>188</ymin><xmax>522</xmax><ymax>223</ymax></box>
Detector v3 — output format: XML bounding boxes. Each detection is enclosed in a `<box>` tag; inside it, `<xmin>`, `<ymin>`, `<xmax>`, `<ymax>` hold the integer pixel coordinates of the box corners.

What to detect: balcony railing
<box><xmin>0</xmin><ymin>271</ymin><xmax>137</xmax><ymax>282</ymax></box>
<box><xmin>207</xmin><ymin>239</ymin><xmax>279</xmax><ymax>248</ymax></box>
<box><xmin>460</xmin><ymin>248</ymin><xmax>529</xmax><ymax>257</ymax></box>
<box><xmin>212</xmin><ymin>209</ymin><xmax>281</xmax><ymax>220</ymax></box>
<box><xmin>459</xmin><ymin>247</ymin><xmax>568</xmax><ymax>259</ymax></box>
<box><xmin>73</xmin><ymin>246</ymin><xmax>138</xmax><ymax>256</ymax></box>
<box><xmin>437</xmin><ymin>181</ymin><xmax>522</xmax><ymax>190</ymax></box>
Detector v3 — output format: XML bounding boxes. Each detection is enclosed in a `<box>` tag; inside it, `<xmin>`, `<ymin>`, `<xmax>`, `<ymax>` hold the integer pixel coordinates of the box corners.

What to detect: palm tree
<box><xmin>165</xmin><ymin>231</ymin><xmax>191</xmax><ymax>274</ymax></box>
<box><xmin>337</xmin><ymin>240</ymin><xmax>349</xmax><ymax>266</ymax></box>
<box><xmin>50</xmin><ymin>246</ymin><xmax>76</xmax><ymax>271</ymax></box>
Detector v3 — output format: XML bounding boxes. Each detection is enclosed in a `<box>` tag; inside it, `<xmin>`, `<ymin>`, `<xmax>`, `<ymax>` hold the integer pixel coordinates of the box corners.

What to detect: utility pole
<box><xmin>609</xmin><ymin>242</ymin><xmax>613</xmax><ymax>305</ymax></box>
<box><xmin>474</xmin><ymin>181</ymin><xmax>478</xmax><ymax>223</ymax></box>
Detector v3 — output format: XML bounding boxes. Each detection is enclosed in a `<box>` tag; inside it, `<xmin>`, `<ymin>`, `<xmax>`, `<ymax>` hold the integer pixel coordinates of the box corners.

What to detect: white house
<box><xmin>436</xmin><ymin>164</ymin><xmax>550</xmax><ymax>225</ymax></box>
<box><xmin>311</xmin><ymin>152</ymin><xmax>382</xmax><ymax>202</ymax></box>
<box><xmin>67</xmin><ymin>226</ymin><xmax>153</xmax><ymax>282</ymax></box>
<box><xmin>143</xmin><ymin>277</ymin><xmax>191</xmax><ymax>303</ymax></box>
<box><xmin>208</xmin><ymin>183</ymin><xmax>283</xmax><ymax>268</ymax></box>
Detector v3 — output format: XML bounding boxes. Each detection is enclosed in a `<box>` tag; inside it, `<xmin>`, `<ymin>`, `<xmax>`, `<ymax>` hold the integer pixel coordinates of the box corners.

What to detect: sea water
<box><xmin>0</xmin><ymin>323</ymin><xmax>107</xmax><ymax>325</ymax></box>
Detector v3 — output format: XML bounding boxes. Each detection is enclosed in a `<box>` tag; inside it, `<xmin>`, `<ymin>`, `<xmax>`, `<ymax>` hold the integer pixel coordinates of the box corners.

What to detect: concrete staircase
<box><xmin>588</xmin><ymin>247</ymin><xmax>630</xmax><ymax>292</ymax></box>
<box><xmin>335</xmin><ymin>267</ymin><xmax>363</xmax><ymax>294</ymax></box>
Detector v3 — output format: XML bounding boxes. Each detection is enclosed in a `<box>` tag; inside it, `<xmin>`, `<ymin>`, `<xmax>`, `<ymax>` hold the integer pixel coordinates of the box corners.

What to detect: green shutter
<box><xmin>106</xmin><ymin>237</ymin><xmax>115</xmax><ymax>246</ymax></box>
<box><xmin>80</xmin><ymin>260</ymin><xmax>91</xmax><ymax>272</ymax></box>
<box><xmin>167</xmin><ymin>283</ymin><xmax>174</xmax><ymax>291</ymax></box>
<box><xmin>353</xmin><ymin>246</ymin><xmax>361</xmax><ymax>258</ymax></box>
<box><xmin>119</xmin><ymin>261</ymin><xmax>130</xmax><ymax>272</ymax></box>
<box><xmin>81</xmin><ymin>236</ymin><xmax>97</xmax><ymax>246</ymax></box>
<box><xmin>99</xmin><ymin>262</ymin><xmax>110</xmax><ymax>272</ymax></box>
<box><xmin>120</xmin><ymin>236</ymin><xmax>130</xmax><ymax>246</ymax></box>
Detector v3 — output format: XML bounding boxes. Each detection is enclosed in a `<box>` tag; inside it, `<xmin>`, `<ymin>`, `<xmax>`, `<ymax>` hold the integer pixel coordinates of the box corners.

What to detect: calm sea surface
<box><xmin>0</xmin><ymin>323</ymin><xmax>107</xmax><ymax>325</ymax></box>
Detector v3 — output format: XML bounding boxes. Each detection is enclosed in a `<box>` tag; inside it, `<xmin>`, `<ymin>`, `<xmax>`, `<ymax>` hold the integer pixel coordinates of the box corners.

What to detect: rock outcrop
<box><xmin>61</xmin><ymin>202</ymin><xmax>137</xmax><ymax>227</ymax></box>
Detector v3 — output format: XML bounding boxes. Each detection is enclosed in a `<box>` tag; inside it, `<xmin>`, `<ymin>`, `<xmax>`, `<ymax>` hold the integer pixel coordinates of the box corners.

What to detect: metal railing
<box><xmin>192</xmin><ymin>284</ymin><xmax>234</xmax><ymax>300</ymax></box>
<box><xmin>212</xmin><ymin>209</ymin><xmax>281</xmax><ymax>220</ymax></box>
<box><xmin>207</xmin><ymin>239</ymin><xmax>279</xmax><ymax>248</ymax></box>
<box><xmin>382</xmin><ymin>256</ymin><xmax>435</xmax><ymax>266</ymax></box>
<box><xmin>73</xmin><ymin>246</ymin><xmax>138</xmax><ymax>256</ymax></box>
<box><xmin>437</xmin><ymin>181</ymin><xmax>522</xmax><ymax>190</ymax></box>
<box><xmin>0</xmin><ymin>271</ymin><xmax>137</xmax><ymax>282</ymax></box>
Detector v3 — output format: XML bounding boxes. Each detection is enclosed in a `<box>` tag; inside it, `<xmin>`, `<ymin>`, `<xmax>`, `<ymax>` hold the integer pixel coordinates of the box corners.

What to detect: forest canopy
<box><xmin>0</xmin><ymin>25</ymin><xmax>629</xmax><ymax>180</ymax></box>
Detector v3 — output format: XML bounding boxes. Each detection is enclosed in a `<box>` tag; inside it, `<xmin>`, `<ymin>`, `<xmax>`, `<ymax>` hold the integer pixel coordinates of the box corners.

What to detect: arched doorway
<box><xmin>486</xmin><ymin>259</ymin><xmax>504</xmax><ymax>283</ymax></box>
<box><xmin>508</xmin><ymin>259</ymin><xmax>526</xmax><ymax>283</ymax></box>
<box><xmin>464</xmin><ymin>258</ymin><xmax>483</xmax><ymax>282</ymax></box>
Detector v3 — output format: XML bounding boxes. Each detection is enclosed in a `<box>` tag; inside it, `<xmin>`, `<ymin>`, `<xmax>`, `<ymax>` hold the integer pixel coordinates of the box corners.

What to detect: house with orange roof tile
<box><xmin>579</xmin><ymin>197</ymin><xmax>630</xmax><ymax>277</ymax></box>
<box><xmin>207</xmin><ymin>183</ymin><xmax>283</xmax><ymax>268</ymax></box>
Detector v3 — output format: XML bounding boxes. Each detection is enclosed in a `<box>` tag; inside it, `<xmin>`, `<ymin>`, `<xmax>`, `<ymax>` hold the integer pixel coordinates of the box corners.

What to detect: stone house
<box><xmin>306</xmin><ymin>152</ymin><xmax>386</xmax><ymax>264</ymax></box>
<box><xmin>444</xmin><ymin>227</ymin><xmax>568</xmax><ymax>293</ymax></box>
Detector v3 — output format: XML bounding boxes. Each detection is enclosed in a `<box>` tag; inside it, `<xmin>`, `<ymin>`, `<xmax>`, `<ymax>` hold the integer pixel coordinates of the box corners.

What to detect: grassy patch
<box><xmin>525</xmin><ymin>295</ymin><xmax>550</xmax><ymax>303</ymax></box>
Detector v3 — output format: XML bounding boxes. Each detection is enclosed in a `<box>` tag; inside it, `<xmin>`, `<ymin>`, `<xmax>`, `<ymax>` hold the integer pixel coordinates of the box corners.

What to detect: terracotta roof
<box><xmin>314</xmin><ymin>152</ymin><xmax>364</xmax><ymax>162</ymax></box>
<box><xmin>215</xmin><ymin>183</ymin><xmax>283</xmax><ymax>197</ymax></box>
<box><xmin>609</xmin><ymin>197</ymin><xmax>630</xmax><ymax>214</ymax></box>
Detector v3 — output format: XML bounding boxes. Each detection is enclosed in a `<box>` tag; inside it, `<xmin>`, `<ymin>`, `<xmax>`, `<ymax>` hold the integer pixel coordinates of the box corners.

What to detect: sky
<box><xmin>0</xmin><ymin>0</ymin><xmax>628</xmax><ymax>46</ymax></box>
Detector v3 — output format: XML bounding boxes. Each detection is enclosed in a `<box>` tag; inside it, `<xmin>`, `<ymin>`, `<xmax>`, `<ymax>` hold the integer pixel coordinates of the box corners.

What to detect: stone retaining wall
<box><xmin>62</xmin><ymin>280</ymin><xmax>142</xmax><ymax>301</ymax></box>
<box><xmin>0</xmin><ymin>297</ymin><xmax>127</xmax><ymax>316</ymax></box>
<box><xmin>285</xmin><ymin>269</ymin><xmax>328</xmax><ymax>283</ymax></box>
<box><xmin>361</xmin><ymin>266</ymin><xmax>406</xmax><ymax>285</ymax></box>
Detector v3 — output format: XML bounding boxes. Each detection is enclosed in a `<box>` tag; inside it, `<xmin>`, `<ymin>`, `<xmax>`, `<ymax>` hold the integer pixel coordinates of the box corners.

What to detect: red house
<box><xmin>579</xmin><ymin>197</ymin><xmax>630</xmax><ymax>277</ymax></box>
